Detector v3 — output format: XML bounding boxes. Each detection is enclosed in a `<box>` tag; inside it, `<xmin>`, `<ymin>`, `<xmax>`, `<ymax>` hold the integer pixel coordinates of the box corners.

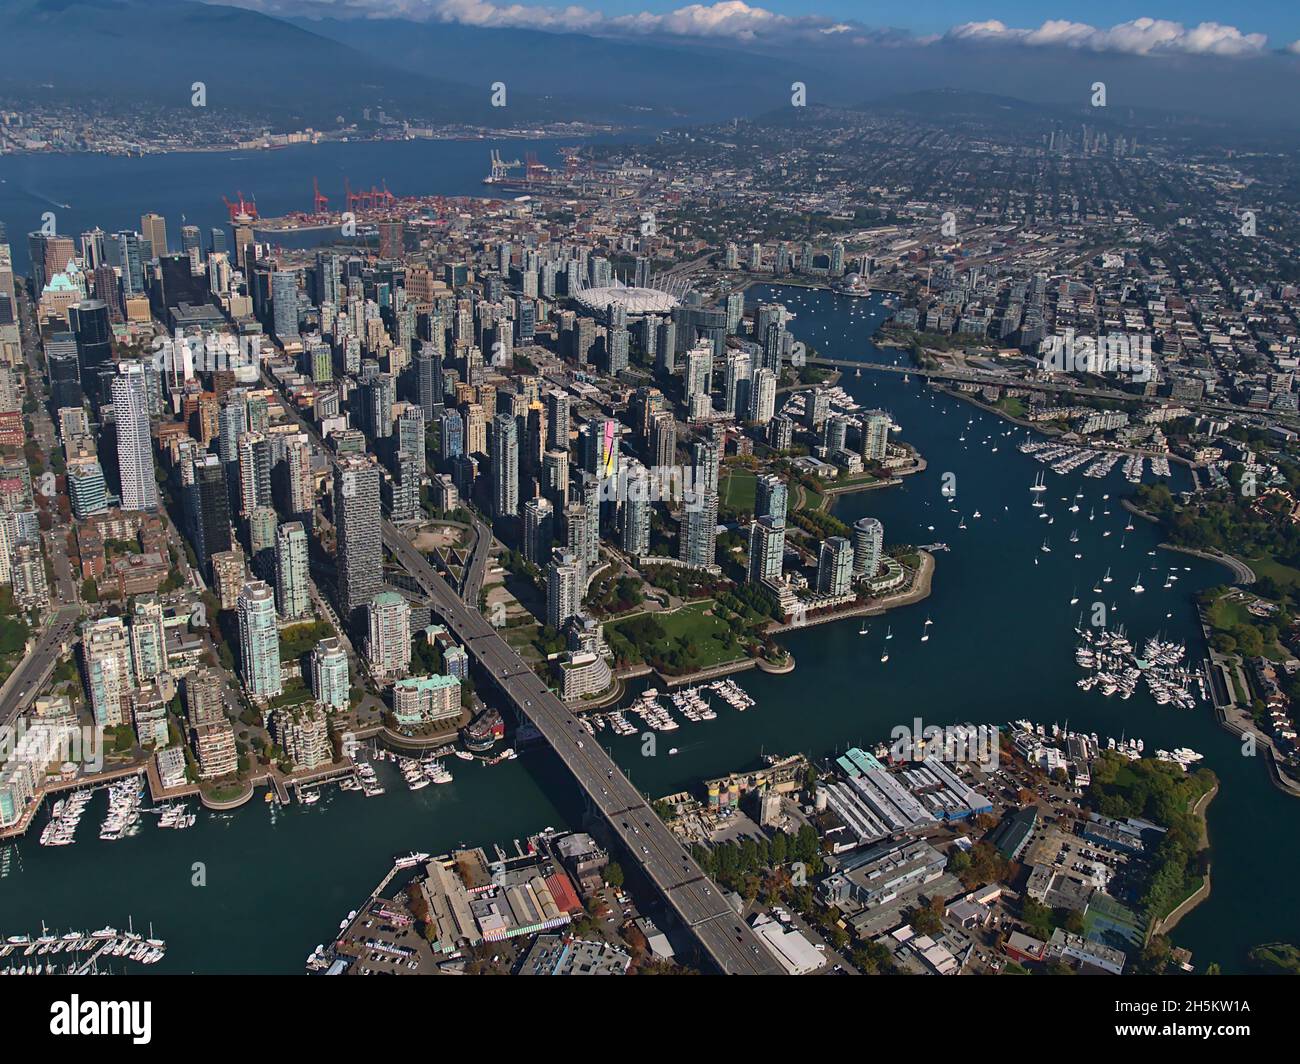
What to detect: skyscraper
<box><xmin>750</xmin><ymin>367</ymin><xmax>777</xmax><ymax>425</ymax></box>
<box><xmin>237</xmin><ymin>431</ymin><xmax>272</xmax><ymax>517</ymax></box>
<box><xmin>620</xmin><ymin>461</ymin><xmax>651</xmax><ymax>556</ymax></box>
<box><xmin>237</xmin><ymin>581</ymin><xmax>282</xmax><ymax>700</ymax></box>
<box><xmin>71</xmin><ymin>298</ymin><xmax>112</xmax><ymax>394</ymax></box>
<box><xmin>488</xmin><ymin>412</ymin><xmax>519</xmax><ymax>520</ymax></box>
<box><xmin>684</xmin><ymin>341</ymin><xmax>712</xmax><ymax>403</ymax></box>
<box><xmin>546</xmin><ymin>390</ymin><xmax>570</xmax><ymax>451</ymax></box>
<box><xmin>271</xmin><ymin>269</ymin><xmax>300</xmax><ymax>343</ymax></box>
<box><xmin>755</xmin><ymin>473</ymin><xmax>788</xmax><ymax>526</ymax></box>
<box><xmin>438</xmin><ymin>408</ymin><xmax>464</xmax><ymax>463</ymax></box>
<box><xmin>283</xmin><ymin>438</ymin><xmax>315</xmax><ymax>522</ymax></box>
<box><xmin>311</xmin><ymin>637</ymin><xmax>351</xmax><ymax>711</ymax></box>
<box><xmin>81</xmin><ymin>617</ymin><xmax>134</xmax><ymax>727</ymax></box>
<box><xmin>852</xmin><ymin>517</ymin><xmax>884</xmax><ymax>579</ymax></box>
<box><xmin>275</xmin><ymin>521</ymin><xmax>310</xmax><ymax>620</ymax></box>
<box><xmin>111</xmin><ymin>362</ymin><xmax>158</xmax><ymax>512</ymax></box>
<box><xmin>415</xmin><ymin>347</ymin><xmax>439</xmax><ymax>421</ymax></box>
<box><xmin>861</xmin><ymin>413</ymin><xmax>890</xmax><ymax>462</ymax></box>
<box><xmin>366</xmin><ymin>591</ymin><xmax>411</xmax><ymax>683</ymax></box>
<box><xmin>723</xmin><ymin>349</ymin><xmax>752</xmax><ymax>418</ymax></box>
<box><xmin>816</xmin><ymin>536</ymin><xmax>854</xmax><ymax>596</ymax></box>
<box><xmin>522</xmin><ymin>496</ymin><xmax>555</xmax><ymax>565</ymax></box>
<box><xmin>334</xmin><ymin>456</ymin><xmax>383</xmax><ymax>621</ymax></box>
<box><xmin>747</xmin><ymin>516</ymin><xmax>785</xmax><ymax>585</ymax></box>
<box><xmin>679</xmin><ymin>432</ymin><xmax>721</xmax><ymax>569</ymax></box>
<box><xmin>186</xmin><ymin>453</ymin><xmax>233</xmax><ymax>578</ymax></box>
<box><xmin>546</xmin><ymin>551</ymin><xmax>582</xmax><ymax>631</ymax></box>
<box><xmin>129</xmin><ymin>597</ymin><xmax>167</xmax><ymax>686</ymax></box>
<box><xmin>141</xmin><ymin>212</ymin><xmax>168</xmax><ymax>258</ymax></box>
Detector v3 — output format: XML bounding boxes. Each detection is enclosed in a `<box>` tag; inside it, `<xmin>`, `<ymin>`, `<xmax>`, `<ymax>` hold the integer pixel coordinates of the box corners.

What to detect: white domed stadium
<box><xmin>573</xmin><ymin>278</ymin><xmax>682</xmax><ymax>317</ymax></box>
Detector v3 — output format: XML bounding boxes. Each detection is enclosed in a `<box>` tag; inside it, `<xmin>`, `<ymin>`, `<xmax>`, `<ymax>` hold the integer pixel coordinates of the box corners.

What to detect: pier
<box><xmin>0</xmin><ymin>766</ymin><xmax>148</xmax><ymax>841</ymax></box>
<box><xmin>1</xmin><ymin>928</ymin><xmax>166</xmax><ymax>974</ymax></box>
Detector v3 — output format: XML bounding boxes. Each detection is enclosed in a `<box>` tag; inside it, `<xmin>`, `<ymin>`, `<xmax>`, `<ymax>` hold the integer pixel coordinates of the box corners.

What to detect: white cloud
<box><xmin>217</xmin><ymin>2</ymin><xmax>1280</xmax><ymax>58</ymax></box>
<box><xmin>401</xmin><ymin>0</ymin><xmax>835</xmax><ymax>41</ymax></box>
<box><xmin>946</xmin><ymin>17</ymin><xmax>1269</xmax><ymax>57</ymax></box>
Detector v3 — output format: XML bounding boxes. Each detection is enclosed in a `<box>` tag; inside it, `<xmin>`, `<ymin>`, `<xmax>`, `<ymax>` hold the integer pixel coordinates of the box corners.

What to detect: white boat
<box><xmin>394</xmin><ymin>851</ymin><xmax>430</xmax><ymax>869</ymax></box>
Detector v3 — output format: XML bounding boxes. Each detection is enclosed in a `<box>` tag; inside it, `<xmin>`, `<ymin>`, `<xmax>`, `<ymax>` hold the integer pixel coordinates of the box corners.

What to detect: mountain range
<box><xmin>2</xmin><ymin>0</ymin><xmax>1299</xmax><ymax>131</ymax></box>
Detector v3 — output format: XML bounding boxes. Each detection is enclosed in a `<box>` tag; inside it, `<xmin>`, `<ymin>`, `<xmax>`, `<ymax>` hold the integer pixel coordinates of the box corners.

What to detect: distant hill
<box><xmin>0</xmin><ymin>0</ymin><xmax>533</xmax><ymax>125</ymax></box>
<box><xmin>290</xmin><ymin>16</ymin><xmax>829</xmax><ymax>124</ymax></box>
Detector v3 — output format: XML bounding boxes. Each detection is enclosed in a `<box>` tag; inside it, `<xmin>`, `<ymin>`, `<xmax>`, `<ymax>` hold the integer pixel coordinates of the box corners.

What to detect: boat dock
<box><xmin>0</xmin><ymin>766</ymin><xmax>148</xmax><ymax>841</ymax></box>
<box><xmin>1</xmin><ymin>927</ymin><xmax>166</xmax><ymax>974</ymax></box>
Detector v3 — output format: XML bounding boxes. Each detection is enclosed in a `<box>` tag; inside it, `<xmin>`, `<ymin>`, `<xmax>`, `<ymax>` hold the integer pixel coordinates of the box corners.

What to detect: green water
<box><xmin>1</xmin><ymin>285</ymin><xmax>1292</xmax><ymax>973</ymax></box>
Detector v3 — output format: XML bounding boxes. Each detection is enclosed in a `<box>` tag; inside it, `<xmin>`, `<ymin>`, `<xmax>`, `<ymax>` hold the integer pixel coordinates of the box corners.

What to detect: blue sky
<box><xmin>521</xmin><ymin>1</ymin><xmax>1298</xmax><ymax>46</ymax></box>
<box><xmin>637</xmin><ymin>1</ymin><xmax>1289</xmax><ymax>40</ymax></box>
<box><xmin>226</xmin><ymin>0</ymin><xmax>1300</xmax><ymax>53</ymax></box>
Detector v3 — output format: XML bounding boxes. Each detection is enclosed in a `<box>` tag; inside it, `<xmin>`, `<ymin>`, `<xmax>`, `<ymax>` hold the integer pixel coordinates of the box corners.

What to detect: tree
<box><xmin>605</xmin><ymin>862</ymin><xmax>624</xmax><ymax>891</ymax></box>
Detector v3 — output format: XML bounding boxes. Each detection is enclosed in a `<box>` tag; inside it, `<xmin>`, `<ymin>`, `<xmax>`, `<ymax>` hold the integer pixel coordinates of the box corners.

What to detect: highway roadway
<box><xmin>382</xmin><ymin>522</ymin><xmax>784</xmax><ymax>974</ymax></box>
<box><xmin>461</xmin><ymin>517</ymin><xmax>493</xmax><ymax>604</ymax></box>
<box><xmin>0</xmin><ymin>605</ymin><xmax>82</xmax><ymax>730</ymax></box>
<box><xmin>262</xmin><ymin>360</ymin><xmax>782</xmax><ymax>971</ymax></box>
<box><xmin>808</xmin><ymin>356</ymin><xmax>1295</xmax><ymax>423</ymax></box>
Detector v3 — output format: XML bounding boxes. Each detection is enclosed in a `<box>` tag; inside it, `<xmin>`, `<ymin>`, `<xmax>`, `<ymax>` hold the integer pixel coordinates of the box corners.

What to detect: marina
<box><xmin>0</xmin><ymin>283</ymin><xmax>1294</xmax><ymax>973</ymax></box>
<box><xmin>1073</xmin><ymin>627</ymin><xmax>1202</xmax><ymax>710</ymax></box>
<box><xmin>1</xmin><ymin>922</ymin><xmax>167</xmax><ymax>975</ymax></box>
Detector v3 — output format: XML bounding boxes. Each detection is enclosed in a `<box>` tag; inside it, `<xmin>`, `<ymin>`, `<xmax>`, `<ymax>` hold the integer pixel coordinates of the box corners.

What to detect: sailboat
<box><xmin>1069</xmin><ymin>586</ymin><xmax>1079</xmax><ymax>605</ymax></box>
<box><xmin>957</xmin><ymin>515</ymin><xmax>967</xmax><ymax>529</ymax></box>
<box><xmin>1125</xmin><ymin>518</ymin><xmax>1135</xmax><ymax>532</ymax></box>
<box><xmin>858</xmin><ymin>618</ymin><xmax>868</xmax><ymax>635</ymax></box>
<box><xmin>1088</xmin><ymin>507</ymin><xmax>1095</xmax><ymax>521</ymax></box>
<box><xmin>885</xmin><ymin>626</ymin><xmax>893</xmax><ymax>640</ymax></box>
<box><xmin>1102</xmin><ymin>567</ymin><xmax>1113</xmax><ymax>583</ymax></box>
<box><xmin>1069</xmin><ymin>529</ymin><xmax>1079</xmax><ymax>542</ymax></box>
<box><xmin>1040</xmin><ymin>538</ymin><xmax>1052</xmax><ymax>553</ymax></box>
<box><xmin>880</xmin><ymin>644</ymin><xmax>890</xmax><ymax>663</ymax></box>
<box><xmin>1131</xmin><ymin>573</ymin><xmax>1145</xmax><ymax>594</ymax></box>
<box><xmin>1030</xmin><ymin>470</ymin><xmax>1047</xmax><ymax>493</ymax></box>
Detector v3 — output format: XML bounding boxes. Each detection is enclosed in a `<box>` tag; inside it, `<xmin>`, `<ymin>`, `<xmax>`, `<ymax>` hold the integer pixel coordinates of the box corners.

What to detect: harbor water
<box><xmin>0</xmin><ymin>166</ymin><xmax>1296</xmax><ymax>969</ymax></box>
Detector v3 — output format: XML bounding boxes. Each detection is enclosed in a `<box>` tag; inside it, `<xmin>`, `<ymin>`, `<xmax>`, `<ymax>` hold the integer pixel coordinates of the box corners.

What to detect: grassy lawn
<box><xmin>610</xmin><ymin>600</ymin><xmax>748</xmax><ymax>672</ymax></box>
<box><xmin>830</xmin><ymin>472</ymin><xmax>879</xmax><ymax>490</ymax></box>
<box><xmin>1206</xmin><ymin>589</ymin><xmax>1288</xmax><ymax>661</ymax></box>
<box><xmin>1247</xmin><ymin>554</ymin><xmax>1300</xmax><ymax>591</ymax></box>
<box><xmin>997</xmin><ymin>397</ymin><xmax>1027</xmax><ymax>418</ymax></box>
<box><xmin>721</xmin><ymin>468</ymin><xmax>757</xmax><ymax>512</ymax></box>
<box><xmin>1205</xmin><ymin>595</ymin><xmax>1252</xmax><ymax>631</ymax></box>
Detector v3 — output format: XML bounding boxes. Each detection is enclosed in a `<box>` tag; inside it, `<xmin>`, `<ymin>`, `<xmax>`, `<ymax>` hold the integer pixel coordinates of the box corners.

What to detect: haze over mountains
<box><xmin>2</xmin><ymin>0</ymin><xmax>1300</xmax><ymax>130</ymax></box>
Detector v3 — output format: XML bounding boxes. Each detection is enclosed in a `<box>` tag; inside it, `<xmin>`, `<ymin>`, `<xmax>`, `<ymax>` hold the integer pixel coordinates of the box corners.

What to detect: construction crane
<box><xmin>559</xmin><ymin>147</ymin><xmax>583</xmax><ymax>175</ymax></box>
<box><xmin>312</xmin><ymin>177</ymin><xmax>329</xmax><ymax>214</ymax></box>
<box><xmin>524</xmin><ymin>151</ymin><xmax>549</xmax><ymax>183</ymax></box>
<box><xmin>222</xmin><ymin>191</ymin><xmax>258</xmax><ymax>221</ymax></box>
<box><xmin>487</xmin><ymin>149</ymin><xmax>522</xmax><ymax>183</ymax></box>
<box><xmin>344</xmin><ymin>178</ymin><xmax>398</xmax><ymax>212</ymax></box>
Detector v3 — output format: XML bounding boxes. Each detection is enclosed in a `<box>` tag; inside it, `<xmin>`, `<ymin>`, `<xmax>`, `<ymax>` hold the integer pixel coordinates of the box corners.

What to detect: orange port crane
<box><xmin>222</xmin><ymin>191</ymin><xmax>258</xmax><ymax>221</ymax></box>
